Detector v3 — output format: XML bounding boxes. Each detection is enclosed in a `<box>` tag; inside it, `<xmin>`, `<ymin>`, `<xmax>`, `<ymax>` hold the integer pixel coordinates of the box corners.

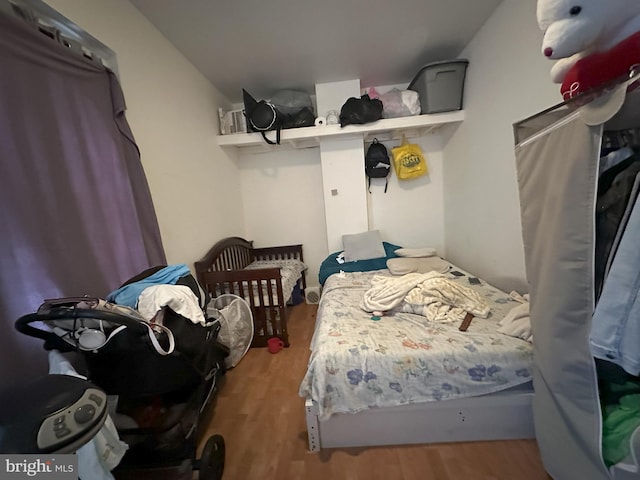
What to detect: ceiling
<box><xmin>129</xmin><ymin>0</ymin><xmax>503</xmax><ymax>104</ymax></box>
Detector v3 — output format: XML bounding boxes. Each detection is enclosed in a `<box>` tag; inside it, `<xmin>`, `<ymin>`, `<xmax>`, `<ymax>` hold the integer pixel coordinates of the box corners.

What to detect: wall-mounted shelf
<box><xmin>216</xmin><ymin>110</ymin><xmax>465</xmax><ymax>153</ymax></box>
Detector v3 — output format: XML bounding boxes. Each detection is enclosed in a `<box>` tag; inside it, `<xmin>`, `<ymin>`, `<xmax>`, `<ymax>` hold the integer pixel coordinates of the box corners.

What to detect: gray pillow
<box><xmin>342</xmin><ymin>230</ymin><xmax>386</xmax><ymax>262</ymax></box>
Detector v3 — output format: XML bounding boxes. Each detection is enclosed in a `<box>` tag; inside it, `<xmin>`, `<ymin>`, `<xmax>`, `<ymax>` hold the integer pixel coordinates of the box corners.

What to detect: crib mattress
<box><xmin>243</xmin><ymin>258</ymin><xmax>305</xmax><ymax>304</ymax></box>
<box><xmin>299</xmin><ymin>269</ymin><xmax>533</xmax><ymax>420</ymax></box>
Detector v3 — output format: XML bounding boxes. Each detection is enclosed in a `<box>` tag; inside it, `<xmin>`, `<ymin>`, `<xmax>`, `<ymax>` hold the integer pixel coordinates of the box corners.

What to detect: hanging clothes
<box><xmin>590</xmin><ymin>184</ymin><xmax>640</xmax><ymax>376</ymax></box>
<box><xmin>592</xmin><ymin>129</ymin><xmax>640</xmax><ymax>376</ymax></box>
<box><xmin>594</xmin><ymin>150</ymin><xmax>640</xmax><ymax>300</ymax></box>
<box><xmin>599</xmin><ymin>376</ymin><xmax>640</xmax><ymax>466</ymax></box>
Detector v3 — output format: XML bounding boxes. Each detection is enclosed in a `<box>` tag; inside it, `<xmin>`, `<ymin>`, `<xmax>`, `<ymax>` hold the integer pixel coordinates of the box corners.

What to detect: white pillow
<box><xmin>394</xmin><ymin>247</ymin><xmax>437</xmax><ymax>258</ymax></box>
<box><xmin>342</xmin><ymin>230</ymin><xmax>386</xmax><ymax>262</ymax></box>
<box><xmin>387</xmin><ymin>257</ymin><xmax>451</xmax><ymax>275</ymax></box>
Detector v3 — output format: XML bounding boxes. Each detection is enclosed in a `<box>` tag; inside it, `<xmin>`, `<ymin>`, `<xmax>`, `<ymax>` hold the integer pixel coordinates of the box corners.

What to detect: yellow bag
<box><xmin>391</xmin><ymin>135</ymin><xmax>428</xmax><ymax>180</ymax></box>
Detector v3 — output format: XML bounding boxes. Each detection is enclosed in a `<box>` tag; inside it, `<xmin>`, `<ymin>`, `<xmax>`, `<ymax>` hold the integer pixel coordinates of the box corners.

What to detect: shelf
<box><xmin>216</xmin><ymin>110</ymin><xmax>465</xmax><ymax>153</ymax></box>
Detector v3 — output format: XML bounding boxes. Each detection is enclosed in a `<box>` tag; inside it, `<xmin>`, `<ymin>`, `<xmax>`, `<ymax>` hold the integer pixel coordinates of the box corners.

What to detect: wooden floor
<box><xmin>198</xmin><ymin>303</ymin><xmax>552</xmax><ymax>480</ymax></box>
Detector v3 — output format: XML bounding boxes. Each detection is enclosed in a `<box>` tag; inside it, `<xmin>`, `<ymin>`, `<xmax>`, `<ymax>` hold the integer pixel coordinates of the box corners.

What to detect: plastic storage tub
<box><xmin>408</xmin><ymin>59</ymin><xmax>469</xmax><ymax>114</ymax></box>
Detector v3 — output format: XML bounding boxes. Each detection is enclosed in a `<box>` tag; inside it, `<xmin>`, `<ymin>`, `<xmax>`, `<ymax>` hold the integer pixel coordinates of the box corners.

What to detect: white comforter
<box><xmin>361</xmin><ymin>271</ymin><xmax>490</xmax><ymax>323</ymax></box>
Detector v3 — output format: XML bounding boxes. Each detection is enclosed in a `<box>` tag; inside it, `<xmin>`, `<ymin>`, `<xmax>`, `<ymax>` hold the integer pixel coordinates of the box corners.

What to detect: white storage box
<box><xmin>218</xmin><ymin>108</ymin><xmax>247</xmax><ymax>134</ymax></box>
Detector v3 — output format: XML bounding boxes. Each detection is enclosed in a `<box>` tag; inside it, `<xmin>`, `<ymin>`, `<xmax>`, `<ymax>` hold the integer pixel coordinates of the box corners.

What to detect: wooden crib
<box><xmin>194</xmin><ymin>237</ymin><xmax>306</xmax><ymax>347</ymax></box>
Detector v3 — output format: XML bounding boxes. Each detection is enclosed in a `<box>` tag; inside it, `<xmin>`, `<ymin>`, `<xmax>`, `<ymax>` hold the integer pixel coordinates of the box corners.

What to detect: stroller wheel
<box><xmin>199</xmin><ymin>434</ymin><xmax>225</xmax><ymax>480</ymax></box>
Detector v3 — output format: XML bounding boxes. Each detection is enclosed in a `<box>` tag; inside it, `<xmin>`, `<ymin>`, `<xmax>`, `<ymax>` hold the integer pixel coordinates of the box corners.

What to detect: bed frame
<box><xmin>194</xmin><ymin>236</ymin><xmax>305</xmax><ymax>348</ymax></box>
<box><xmin>302</xmin><ymin>263</ymin><xmax>536</xmax><ymax>452</ymax></box>
<box><xmin>304</xmin><ymin>382</ymin><xmax>535</xmax><ymax>451</ymax></box>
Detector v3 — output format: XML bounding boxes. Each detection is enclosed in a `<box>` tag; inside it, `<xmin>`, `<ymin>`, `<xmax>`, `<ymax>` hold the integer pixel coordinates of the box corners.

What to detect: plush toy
<box><xmin>537</xmin><ymin>0</ymin><xmax>640</xmax><ymax>99</ymax></box>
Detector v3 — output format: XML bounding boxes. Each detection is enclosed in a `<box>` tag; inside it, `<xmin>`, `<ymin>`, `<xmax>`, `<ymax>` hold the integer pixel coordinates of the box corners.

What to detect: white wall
<box><xmin>320</xmin><ymin>135</ymin><xmax>369</xmax><ymax>254</ymax></box>
<box><xmin>45</xmin><ymin>0</ymin><xmax>245</xmax><ymax>273</ymax></box>
<box><xmin>44</xmin><ymin>0</ymin><xmax>559</xmax><ymax>294</ymax></box>
<box><xmin>369</xmin><ymin>135</ymin><xmax>446</xmax><ymax>253</ymax></box>
<box><xmin>364</xmin><ymin>83</ymin><xmax>447</xmax><ymax>253</ymax></box>
<box><xmin>237</xmin><ymin>132</ymin><xmax>448</xmax><ymax>287</ymax></box>
<box><xmin>238</xmin><ymin>148</ymin><xmax>327</xmax><ymax>288</ymax></box>
<box><xmin>239</xmin><ymin>126</ymin><xmax>454</xmax><ymax>288</ymax></box>
<box><xmin>442</xmin><ymin>0</ymin><xmax>560</xmax><ymax>292</ymax></box>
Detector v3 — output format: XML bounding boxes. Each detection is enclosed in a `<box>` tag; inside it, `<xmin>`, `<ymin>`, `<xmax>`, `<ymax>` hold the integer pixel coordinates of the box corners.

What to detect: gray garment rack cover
<box><xmin>514</xmin><ymin>111</ymin><xmax>610</xmax><ymax>480</ymax></box>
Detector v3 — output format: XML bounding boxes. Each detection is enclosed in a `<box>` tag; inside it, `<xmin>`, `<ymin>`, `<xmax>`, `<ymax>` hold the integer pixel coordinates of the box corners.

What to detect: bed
<box><xmin>299</xmin><ymin>252</ymin><xmax>535</xmax><ymax>451</ymax></box>
<box><xmin>194</xmin><ymin>237</ymin><xmax>306</xmax><ymax>347</ymax></box>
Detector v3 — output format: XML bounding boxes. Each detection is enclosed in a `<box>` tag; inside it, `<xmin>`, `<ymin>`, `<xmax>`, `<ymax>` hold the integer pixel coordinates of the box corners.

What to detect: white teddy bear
<box><xmin>537</xmin><ymin>0</ymin><xmax>640</xmax><ymax>85</ymax></box>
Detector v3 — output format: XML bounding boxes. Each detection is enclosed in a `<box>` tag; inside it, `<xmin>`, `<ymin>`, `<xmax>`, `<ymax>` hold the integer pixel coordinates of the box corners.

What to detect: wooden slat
<box><xmin>201</xmin><ymin>268</ymin><xmax>289</xmax><ymax>347</ymax></box>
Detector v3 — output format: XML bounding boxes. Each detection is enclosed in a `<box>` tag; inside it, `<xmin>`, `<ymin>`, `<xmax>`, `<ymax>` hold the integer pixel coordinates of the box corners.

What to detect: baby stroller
<box><xmin>15</xmin><ymin>265</ymin><xmax>229</xmax><ymax>480</ymax></box>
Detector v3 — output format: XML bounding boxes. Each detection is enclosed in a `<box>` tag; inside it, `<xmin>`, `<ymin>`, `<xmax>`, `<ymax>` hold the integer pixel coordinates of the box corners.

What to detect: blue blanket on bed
<box><xmin>318</xmin><ymin>242</ymin><xmax>402</xmax><ymax>286</ymax></box>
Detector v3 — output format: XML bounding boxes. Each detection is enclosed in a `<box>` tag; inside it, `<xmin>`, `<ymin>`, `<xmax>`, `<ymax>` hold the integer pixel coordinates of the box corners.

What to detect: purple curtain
<box><xmin>0</xmin><ymin>12</ymin><xmax>166</xmax><ymax>384</ymax></box>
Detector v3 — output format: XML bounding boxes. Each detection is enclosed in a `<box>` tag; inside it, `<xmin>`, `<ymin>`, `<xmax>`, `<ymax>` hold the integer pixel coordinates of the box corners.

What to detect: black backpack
<box><xmin>365</xmin><ymin>138</ymin><xmax>391</xmax><ymax>192</ymax></box>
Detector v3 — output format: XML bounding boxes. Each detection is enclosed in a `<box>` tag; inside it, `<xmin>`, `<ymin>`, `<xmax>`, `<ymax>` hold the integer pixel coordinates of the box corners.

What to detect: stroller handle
<box><xmin>15</xmin><ymin>308</ymin><xmax>150</xmax><ymax>344</ymax></box>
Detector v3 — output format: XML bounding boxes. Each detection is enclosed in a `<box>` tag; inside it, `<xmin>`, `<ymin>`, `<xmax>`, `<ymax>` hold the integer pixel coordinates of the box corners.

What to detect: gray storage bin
<box><xmin>408</xmin><ymin>59</ymin><xmax>469</xmax><ymax>114</ymax></box>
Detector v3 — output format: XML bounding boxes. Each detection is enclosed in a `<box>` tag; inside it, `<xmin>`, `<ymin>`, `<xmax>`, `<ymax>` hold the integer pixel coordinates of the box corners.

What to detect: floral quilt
<box><xmin>299</xmin><ymin>269</ymin><xmax>533</xmax><ymax>420</ymax></box>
